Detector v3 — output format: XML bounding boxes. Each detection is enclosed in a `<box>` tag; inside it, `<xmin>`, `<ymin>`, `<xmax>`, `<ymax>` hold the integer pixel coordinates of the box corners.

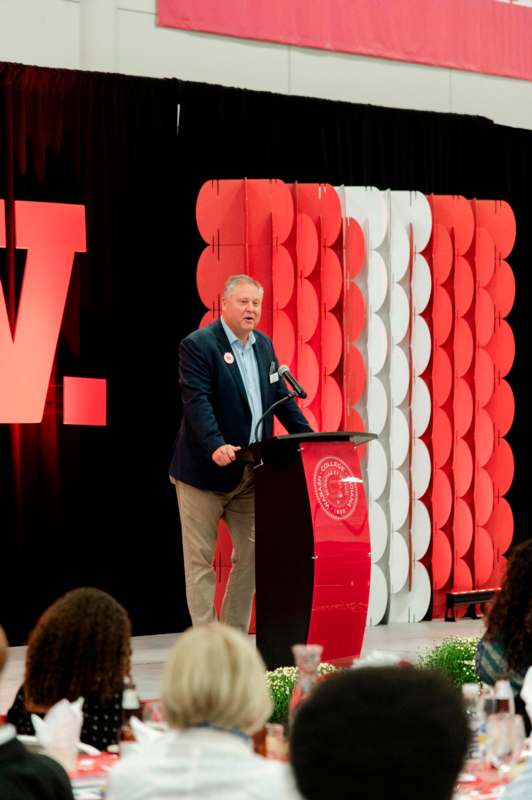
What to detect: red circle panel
<box><xmin>270</xmin><ymin>179</ymin><xmax>295</xmax><ymax>243</ymax></box>
<box><xmin>298</xmin><ymin>343</ymin><xmax>320</xmax><ymax>406</ymax></box>
<box><xmin>322</xmin><ymin>248</ymin><xmax>343</xmax><ymax>310</ymax></box>
<box><xmin>454</xmin><ymin>257</ymin><xmax>474</xmax><ymax>316</ymax></box>
<box><xmin>322</xmin><ymin>312</ymin><xmax>343</xmax><ymax>374</ymax></box>
<box><xmin>430</xmin><ymin>196</ymin><xmax>474</xmax><ymax>255</ymax></box>
<box><xmin>475</xmin><ymin>227</ymin><xmax>496</xmax><ymax>288</ymax></box>
<box><xmin>489</xmin><ymin>260</ymin><xmax>515</xmax><ymax>319</ymax></box>
<box><xmin>296</xmin><ymin>184</ymin><xmax>341</xmax><ymax>246</ymax></box>
<box><xmin>319</xmin><ymin>184</ymin><xmax>342</xmax><ymax>246</ymax></box>
<box><xmin>453</xmin><ymin>558</ymin><xmax>473</xmax><ymax>593</ymax></box>
<box><xmin>475</xmin><ymin>527</ymin><xmax>494</xmax><ymax>587</ymax></box>
<box><xmin>454</xmin><ymin>499</ymin><xmax>473</xmax><ymax>558</ymax></box>
<box><xmin>475</xmin><ymin>349</ymin><xmax>495</xmax><ymax>407</ymax></box>
<box><xmin>431</xmin><ymin>224</ymin><xmax>453</xmax><ymax>285</ymax></box>
<box><xmin>432</xmin><ymin>529</ymin><xmax>452</xmax><ymax>590</ymax></box>
<box><xmin>474</xmin><ymin>200</ymin><xmax>516</xmax><ymax>259</ymax></box>
<box><xmin>476</xmin><ymin>289</ymin><xmax>495</xmax><ymax>347</ymax></box>
<box><xmin>272</xmin><ymin>310</ymin><xmax>295</xmax><ymax>367</ymax></box>
<box><xmin>475</xmin><ymin>409</ymin><xmax>495</xmax><ymax>467</ymax></box>
<box><xmin>432</xmin><ymin>468</ymin><xmax>452</xmax><ymax>528</ymax></box>
<box><xmin>489</xmin><ymin>555</ymin><xmax>508</xmax><ymax>590</ymax></box>
<box><xmin>321</xmin><ymin>375</ymin><xmax>343</xmax><ymax>431</ymax></box>
<box><xmin>196</xmin><ymin>247</ymin><xmax>238</xmax><ymax>308</ymax></box>
<box><xmin>346</xmin><ymin>408</ymin><xmax>367</xmax><ymax>457</ymax></box>
<box><xmin>487</xmin><ymin>437</ymin><xmax>514</xmax><ymax>497</ymax></box>
<box><xmin>344</xmin><ymin>217</ymin><xmax>365</xmax><ymax>279</ymax></box>
<box><xmin>298</xmin><ymin>279</ymin><xmax>319</xmax><ymax>341</ymax></box>
<box><xmin>302</xmin><ymin>406</ymin><xmax>319</xmax><ymax>432</ymax></box>
<box><xmin>199</xmin><ymin>308</ymin><xmax>217</xmax><ymax>328</ymax></box>
<box><xmin>345</xmin><ymin>346</ymin><xmax>366</xmax><ymax>406</ymax></box>
<box><xmin>433</xmin><ymin>286</ymin><xmax>453</xmax><ymax>346</ymax></box>
<box><xmin>486</xmin><ymin>497</ymin><xmax>514</xmax><ymax>555</ymax></box>
<box><xmin>196</xmin><ymin>179</ymin><xmax>244</xmax><ymax>244</ymax></box>
<box><xmin>454</xmin><ymin>438</ymin><xmax>473</xmax><ymax>496</ymax></box>
<box><xmin>475</xmin><ymin>468</ymin><xmax>494</xmax><ymax>526</ymax></box>
<box><xmin>432</xmin><ymin>407</ymin><xmax>452</xmax><ymax>468</ymax></box>
<box><xmin>296</xmin><ymin>213</ymin><xmax>319</xmax><ymax>277</ymax></box>
<box><xmin>272</xmin><ymin>246</ymin><xmax>294</xmax><ymax>308</ymax></box>
<box><xmin>454</xmin><ymin>319</ymin><xmax>474</xmax><ymax>378</ymax></box>
<box><xmin>344</xmin><ymin>283</ymin><xmax>366</xmax><ymax>342</ymax></box>
<box><xmin>487</xmin><ymin>320</ymin><xmax>515</xmax><ymax>378</ymax></box>
<box><xmin>487</xmin><ymin>379</ymin><xmax>514</xmax><ymax>437</ymax></box>
<box><xmin>432</xmin><ymin>347</ymin><xmax>452</xmax><ymax>406</ymax></box>
<box><xmin>454</xmin><ymin>378</ymin><xmax>473</xmax><ymax>437</ymax></box>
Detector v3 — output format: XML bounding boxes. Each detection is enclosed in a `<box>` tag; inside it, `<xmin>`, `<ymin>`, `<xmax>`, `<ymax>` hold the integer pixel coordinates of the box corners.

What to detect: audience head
<box><xmin>162</xmin><ymin>622</ymin><xmax>272</xmax><ymax>735</ymax></box>
<box><xmin>0</xmin><ymin>625</ymin><xmax>7</xmax><ymax>676</ymax></box>
<box><xmin>290</xmin><ymin>665</ymin><xmax>469</xmax><ymax>800</ymax></box>
<box><xmin>485</xmin><ymin>539</ymin><xmax>532</xmax><ymax>671</ymax></box>
<box><xmin>24</xmin><ymin>587</ymin><xmax>131</xmax><ymax>708</ymax></box>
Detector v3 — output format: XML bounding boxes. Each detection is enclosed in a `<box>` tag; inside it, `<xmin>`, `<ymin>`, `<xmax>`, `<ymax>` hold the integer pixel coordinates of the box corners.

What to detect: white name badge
<box><xmin>269</xmin><ymin>372</ymin><xmax>279</xmax><ymax>384</ymax></box>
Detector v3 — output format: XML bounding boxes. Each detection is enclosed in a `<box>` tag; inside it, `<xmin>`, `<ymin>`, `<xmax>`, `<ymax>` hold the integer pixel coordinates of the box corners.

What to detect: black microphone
<box><xmin>278</xmin><ymin>365</ymin><xmax>307</xmax><ymax>399</ymax></box>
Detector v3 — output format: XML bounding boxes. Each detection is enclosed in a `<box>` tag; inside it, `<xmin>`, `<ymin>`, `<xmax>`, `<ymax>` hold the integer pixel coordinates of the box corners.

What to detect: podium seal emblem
<box><xmin>313</xmin><ymin>456</ymin><xmax>359</xmax><ymax>521</ymax></box>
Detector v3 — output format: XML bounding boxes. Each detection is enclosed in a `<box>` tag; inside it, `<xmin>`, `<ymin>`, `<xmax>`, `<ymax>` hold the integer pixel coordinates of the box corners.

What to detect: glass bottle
<box><xmin>289</xmin><ymin>643</ymin><xmax>323</xmax><ymax>725</ymax></box>
<box><xmin>119</xmin><ymin>676</ymin><xmax>142</xmax><ymax>758</ymax></box>
<box><xmin>494</xmin><ymin>678</ymin><xmax>515</xmax><ymax>715</ymax></box>
<box><xmin>462</xmin><ymin>683</ymin><xmax>483</xmax><ymax>763</ymax></box>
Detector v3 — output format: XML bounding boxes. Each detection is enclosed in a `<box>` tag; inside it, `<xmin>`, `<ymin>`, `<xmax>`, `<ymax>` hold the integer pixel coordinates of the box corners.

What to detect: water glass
<box><xmin>486</xmin><ymin>713</ymin><xmax>525</xmax><ymax>776</ymax></box>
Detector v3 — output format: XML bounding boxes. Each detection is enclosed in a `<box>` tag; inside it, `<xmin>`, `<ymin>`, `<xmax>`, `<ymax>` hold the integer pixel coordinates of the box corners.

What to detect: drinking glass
<box><xmin>486</xmin><ymin>713</ymin><xmax>526</xmax><ymax>777</ymax></box>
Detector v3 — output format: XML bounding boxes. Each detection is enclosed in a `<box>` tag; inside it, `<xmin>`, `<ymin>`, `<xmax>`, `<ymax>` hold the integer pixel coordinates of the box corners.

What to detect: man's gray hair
<box><xmin>223</xmin><ymin>274</ymin><xmax>264</xmax><ymax>299</ymax></box>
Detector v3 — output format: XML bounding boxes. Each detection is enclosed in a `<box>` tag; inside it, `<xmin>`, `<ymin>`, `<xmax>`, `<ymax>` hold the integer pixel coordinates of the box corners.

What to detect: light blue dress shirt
<box><xmin>221</xmin><ymin>316</ymin><xmax>264</xmax><ymax>443</ymax></box>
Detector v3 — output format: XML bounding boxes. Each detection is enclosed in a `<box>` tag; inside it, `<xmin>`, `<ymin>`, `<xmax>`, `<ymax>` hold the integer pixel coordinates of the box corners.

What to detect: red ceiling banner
<box><xmin>158</xmin><ymin>0</ymin><xmax>532</xmax><ymax>81</ymax></box>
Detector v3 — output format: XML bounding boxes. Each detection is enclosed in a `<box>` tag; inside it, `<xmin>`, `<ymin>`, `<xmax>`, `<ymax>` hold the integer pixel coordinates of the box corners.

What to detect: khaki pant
<box><xmin>173</xmin><ymin>466</ymin><xmax>255</xmax><ymax>632</ymax></box>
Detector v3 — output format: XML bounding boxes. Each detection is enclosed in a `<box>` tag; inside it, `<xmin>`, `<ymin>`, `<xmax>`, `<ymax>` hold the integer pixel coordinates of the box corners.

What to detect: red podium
<box><xmin>241</xmin><ymin>431</ymin><xmax>376</xmax><ymax>670</ymax></box>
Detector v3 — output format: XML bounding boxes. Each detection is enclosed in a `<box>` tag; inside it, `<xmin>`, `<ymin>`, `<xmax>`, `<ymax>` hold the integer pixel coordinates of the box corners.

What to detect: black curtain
<box><xmin>0</xmin><ymin>64</ymin><xmax>529</xmax><ymax>644</ymax></box>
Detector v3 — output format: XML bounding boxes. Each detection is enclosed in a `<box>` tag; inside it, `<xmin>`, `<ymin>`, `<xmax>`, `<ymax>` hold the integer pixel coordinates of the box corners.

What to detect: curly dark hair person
<box><xmin>485</xmin><ymin>540</ymin><xmax>532</xmax><ymax>672</ymax></box>
<box><xmin>23</xmin><ymin>587</ymin><xmax>131</xmax><ymax>709</ymax></box>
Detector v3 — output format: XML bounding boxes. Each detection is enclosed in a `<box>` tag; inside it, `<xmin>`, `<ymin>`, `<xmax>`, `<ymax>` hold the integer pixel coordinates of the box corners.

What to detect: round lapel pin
<box><xmin>224</xmin><ymin>352</ymin><xmax>235</xmax><ymax>364</ymax></box>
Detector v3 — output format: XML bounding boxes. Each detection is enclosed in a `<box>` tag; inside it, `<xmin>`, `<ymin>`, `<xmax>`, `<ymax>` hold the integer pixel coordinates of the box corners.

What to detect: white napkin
<box><xmin>351</xmin><ymin>650</ymin><xmax>408</xmax><ymax>669</ymax></box>
<box><xmin>31</xmin><ymin>697</ymin><xmax>85</xmax><ymax>770</ymax></box>
<box><xmin>520</xmin><ymin>665</ymin><xmax>532</xmax><ymax>723</ymax></box>
<box><xmin>130</xmin><ymin>715</ymin><xmax>164</xmax><ymax>743</ymax></box>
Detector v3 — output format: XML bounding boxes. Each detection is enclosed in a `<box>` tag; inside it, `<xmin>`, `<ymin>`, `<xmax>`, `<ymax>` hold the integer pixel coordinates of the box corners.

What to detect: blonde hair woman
<box><xmin>106</xmin><ymin>623</ymin><xmax>299</xmax><ymax>800</ymax></box>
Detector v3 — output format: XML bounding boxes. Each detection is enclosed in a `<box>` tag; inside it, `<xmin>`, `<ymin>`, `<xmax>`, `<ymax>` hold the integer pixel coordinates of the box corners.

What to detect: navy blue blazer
<box><xmin>169</xmin><ymin>320</ymin><xmax>312</xmax><ymax>492</ymax></box>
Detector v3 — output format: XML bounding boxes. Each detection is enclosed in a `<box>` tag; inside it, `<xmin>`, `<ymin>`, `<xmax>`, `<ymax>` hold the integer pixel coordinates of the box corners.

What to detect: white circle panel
<box><xmin>367</xmin><ymin>375</ymin><xmax>388</xmax><ymax>435</ymax></box>
<box><xmin>390</xmin><ymin>221</ymin><xmax>410</xmax><ymax>282</ymax></box>
<box><xmin>390</xmin><ymin>468</ymin><xmax>409</xmax><ymax>530</ymax></box>
<box><xmin>390</xmin><ymin>407</ymin><xmax>409</xmax><ymax>470</ymax></box>
<box><xmin>412</xmin><ymin>500</ymin><xmax>431</xmax><ymax>560</ymax></box>
<box><xmin>369</xmin><ymin>500</ymin><xmax>388</xmax><ymax>563</ymax></box>
<box><xmin>390</xmin><ymin>191</ymin><xmax>432</xmax><ymax>252</ymax></box>
<box><xmin>390</xmin><ymin>345</ymin><xmax>410</xmax><ymax>406</ymax></box>
<box><xmin>367</xmin><ymin>564</ymin><xmax>388</xmax><ymax>626</ymax></box>
<box><xmin>342</xmin><ymin>186</ymin><xmax>388</xmax><ymax>249</ymax></box>
<box><xmin>412</xmin><ymin>315</ymin><xmax>432</xmax><ymax>375</ymax></box>
<box><xmin>412</xmin><ymin>377</ymin><xmax>431</xmax><ymax>437</ymax></box>
<box><xmin>390</xmin><ymin>283</ymin><xmax>410</xmax><ymax>345</ymax></box>
<box><xmin>367</xmin><ymin>313</ymin><xmax>388</xmax><ymax>375</ymax></box>
<box><xmin>412</xmin><ymin>254</ymin><xmax>432</xmax><ymax>313</ymax></box>
<box><xmin>367</xmin><ymin>439</ymin><xmax>388</xmax><ymax>502</ymax></box>
<box><xmin>390</xmin><ymin>531</ymin><xmax>409</xmax><ymax>594</ymax></box>
<box><xmin>367</xmin><ymin>250</ymin><xmax>388</xmax><ymax>312</ymax></box>
<box><xmin>412</xmin><ymin>438</ymin><xmax>431</xmax><ymax>499</ymax></box>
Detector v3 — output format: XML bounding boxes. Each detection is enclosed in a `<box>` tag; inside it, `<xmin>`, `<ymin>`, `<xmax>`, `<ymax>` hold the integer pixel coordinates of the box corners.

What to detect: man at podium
<box><xmin>169</xmin><ymin>274</ymin><xmax>311</xmax><ymax>632</ymax></box>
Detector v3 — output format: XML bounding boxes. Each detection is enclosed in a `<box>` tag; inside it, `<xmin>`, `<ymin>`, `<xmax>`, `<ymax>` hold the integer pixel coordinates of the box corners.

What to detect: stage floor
<box><xmin>0</xmin><ymin>618</ymin><xmax>484</xmax><ymax>714</ymax></box>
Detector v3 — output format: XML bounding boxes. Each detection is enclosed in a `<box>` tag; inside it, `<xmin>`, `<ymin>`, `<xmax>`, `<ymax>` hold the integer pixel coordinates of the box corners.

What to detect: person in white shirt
<box><xmin>106</xmin><ymin>623</ymin><xmax>300</xmax><ymax>800</ymax></box>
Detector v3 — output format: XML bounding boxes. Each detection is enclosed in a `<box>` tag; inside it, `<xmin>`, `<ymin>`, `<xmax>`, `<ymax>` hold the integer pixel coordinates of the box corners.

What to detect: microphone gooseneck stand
<box><xmin>253</xmin><ymin>391</ymin><xmax>297</xmax><ymax>444</ymax></box>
